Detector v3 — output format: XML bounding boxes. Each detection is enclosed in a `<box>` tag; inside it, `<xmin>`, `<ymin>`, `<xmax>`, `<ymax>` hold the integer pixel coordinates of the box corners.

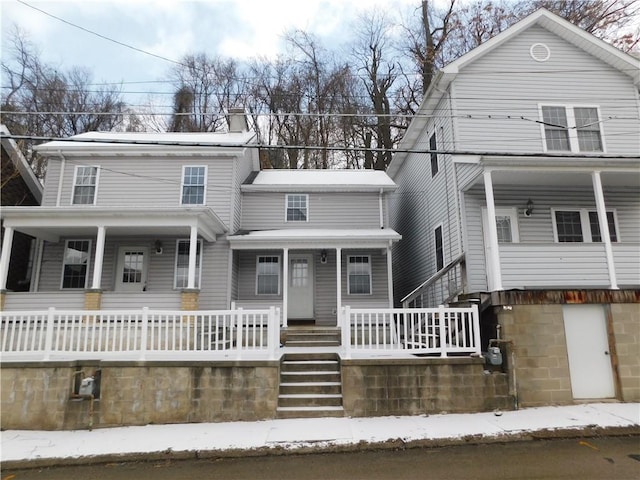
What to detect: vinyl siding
<box><xmin>241</xmin><ymin>192</ymin><xmax>383</xmax><ymax>230</ymax></box>
<box><xmin>389</xmin><ymin>92</ymin><xmax>461</xmax><ymax>303</ymax></box>
<box><xmin>234</xmin><ymin>249</ymin><xmax>390</xmax><ymax>323</ymax></box>
<box><xmin>36</xmin><ymin>235</ymin><xmax>229</xmax><ymax>308</ymax></box>
<box><xmin>41</xmin><ymin>157</ymin><xmax>62</xmax><ymax>206</ymax></box>
<box><xmin>453</xmin><ymin>26</ymin><xmax>640</xmax><ymax>155</ymax></box>
<box><xmin>463</xmin><ymin>184</ymin><xmax>640</xmax><ymax>291</ymax></box>
<box><xmin>51</xmin><ymin>156</ymin><xmax>235</xmax><ymax>226</ymax></box>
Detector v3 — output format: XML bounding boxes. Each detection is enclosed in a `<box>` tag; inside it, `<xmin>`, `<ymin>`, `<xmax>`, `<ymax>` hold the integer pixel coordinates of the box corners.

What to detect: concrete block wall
<box><xmin>1</xmin><ymin>361</ymin><xmax>280</xmax><ymax>431</ymax></box>
<box><xmin>611</xmin><ymin>304</ymin><xmax>640</xmax><ymax>401</ymax></box>
<box><xmin>496</xmin><ymin>300</ymin><xmax>640</xmax><ymax>407</ymax></box>
<box><xmin>497</xmin><ymin>305</ymin><xmax>573</xmax><ymax>407</ymax></box>
<box><xmin>342</xmin><ymin>357</ymin><xmax>512</xmax><ymax>416</ymax></box>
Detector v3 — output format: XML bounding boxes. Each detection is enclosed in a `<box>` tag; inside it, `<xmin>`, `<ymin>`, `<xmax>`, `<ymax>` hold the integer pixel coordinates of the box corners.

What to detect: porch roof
<box><xmin>0</xmin><ymin>206</ymin><xmax>227</xmax><ymax>242</ymax></box>
<box><xmin>227</xmin><ymin>228</ymin><xmax>401</xmax><ymax>250</ymax></box>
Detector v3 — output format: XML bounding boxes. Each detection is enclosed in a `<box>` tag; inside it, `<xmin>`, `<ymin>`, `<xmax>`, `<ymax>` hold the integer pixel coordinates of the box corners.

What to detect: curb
<box><xmin>3</xmin><ymin>425</ymin><xmax>639</xmax><ymax>471</ymax></box>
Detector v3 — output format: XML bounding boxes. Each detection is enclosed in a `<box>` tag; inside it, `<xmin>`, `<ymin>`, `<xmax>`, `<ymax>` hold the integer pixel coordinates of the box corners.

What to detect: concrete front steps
<box><xmin>283</xmin><ymin>326</ymin><xmax>341</xmax><ymax>347</ymax></box>
<box><xmin>276</xmin><ymin>352</ymin><xmax>344</xmax><ymax>419</ymax></box>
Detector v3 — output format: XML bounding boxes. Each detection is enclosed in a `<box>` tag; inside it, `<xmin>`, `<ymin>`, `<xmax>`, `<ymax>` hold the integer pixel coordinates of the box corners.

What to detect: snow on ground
<box><xmin>1</xmin><ymin>403</ymin><xmax>638</xmax><ymax>463</ymax></box>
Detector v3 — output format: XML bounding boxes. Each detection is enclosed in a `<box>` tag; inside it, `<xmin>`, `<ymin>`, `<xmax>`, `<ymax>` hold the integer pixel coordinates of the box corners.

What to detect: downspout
<box><xmin>56</xmin><ymin>151</ymin><xmax>66</xmax><ymax>206</ymax></box>
<box><xmin>378</xmin><ymin>188</ymin><xmax>384</xmax><ymax>228</ymax></box>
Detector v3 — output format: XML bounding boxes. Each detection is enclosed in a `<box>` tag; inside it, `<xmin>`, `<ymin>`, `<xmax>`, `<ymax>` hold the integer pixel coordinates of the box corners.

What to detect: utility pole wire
<box><xmin>3</xmin><ymin>134</ymin><xmax>638</xmax><ymax>160</ymax></box>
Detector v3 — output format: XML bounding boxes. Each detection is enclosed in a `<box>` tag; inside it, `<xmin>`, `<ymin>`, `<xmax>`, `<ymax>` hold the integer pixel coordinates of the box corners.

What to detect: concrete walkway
<box><xmin>2</xmin><ymin>403</ymin><xmax>639</xmax><ymax>468</ymax></box>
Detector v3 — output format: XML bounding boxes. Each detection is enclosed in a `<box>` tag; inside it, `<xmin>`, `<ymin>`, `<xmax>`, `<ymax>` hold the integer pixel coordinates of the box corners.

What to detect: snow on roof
<box><xmin>228</xmin><ymin>228</ymin><xmax>401</xmax><ymax>248</ymax></box>
<box><xmin>34</xmin><ymin>131</ymin><xmax>257</xmax><ymax>154</ymax></box>
<box><xmin>245</xmin><ymin>170</ymin><xmax>396</xmax><ymax>191</ymax></box>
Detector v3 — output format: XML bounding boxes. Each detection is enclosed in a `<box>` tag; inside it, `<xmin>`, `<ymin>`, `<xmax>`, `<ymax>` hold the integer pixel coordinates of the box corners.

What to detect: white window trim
<box><xmin>434</xmin><ymin>223</ymin><xmax>445</xmax><ymax>272</ymax></box>
<box><xmin>173</xmin><ymin>239</ymin><xmax>203</xmax><ymax>289</ymax></box>
<box><xmin>60</xmin><ymin>239</ymin><xmax>92</xmax><ymax>289</ymax></box>
<box><xmin>71</xmin><ymin>165</ymin><xmax>100</xmax><ymax>205</ymax></box>
<box><xmin>347</xmin><ymin>254</ymin><xmax>372</xmax><ymax>296</ymax></box>
<box><xmin>180</xmin><ymin>165</ymin><xmax>208</xmax><ymax>206</ymax></box>
<box><xmin>538</xmin><ymin>104</ymin><xmax>606</xmax><ymax>154</ymax></box>
<box><xmin>285</xmin><ymin>193</ymin><xmax>309</xmax><ymax>222</ymax></box>
<box><xmin>482</xmin><ymin>207</ymin><xmax>520</xmax><ymax>243</ymax></box>
<box><xmin>551</xmin><ymin>208</ymin><xmax>619</xmax><ymax>243</ymax></box>
<box><xmin>256</xmin><ymin>255</ymin><xmax>281</xmax><ymax>296</ymax></box>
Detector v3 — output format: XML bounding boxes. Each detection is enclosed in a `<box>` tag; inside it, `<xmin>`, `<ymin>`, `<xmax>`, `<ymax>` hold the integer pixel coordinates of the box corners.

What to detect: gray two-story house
<box><xmin>388</xmin><ymin>9</ymin><xmax>640</xmax><ymax>407</ymax></box>
<box><xmin>0</xmin><ymin>112</ymin><xmax>400</xmax><ymax>328</ymax></box>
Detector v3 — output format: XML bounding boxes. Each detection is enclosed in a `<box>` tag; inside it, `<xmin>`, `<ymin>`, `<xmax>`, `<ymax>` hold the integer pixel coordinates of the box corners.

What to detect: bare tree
<box><xmin>1</xmin><ymin>27</ymin><xmax>125</xmax><ymax>177</ymax></box>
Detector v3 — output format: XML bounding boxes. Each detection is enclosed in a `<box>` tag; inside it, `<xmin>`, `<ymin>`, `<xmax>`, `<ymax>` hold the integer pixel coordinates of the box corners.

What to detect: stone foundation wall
<box><xmin>342</xmin><ymin>357</ymin><xmax>512</xmax><ymax>416</ymax></box>
<box><xmin>1</xmin><ymin>361</ymin><xmax>280</xmax><ymax>431</ymax></box>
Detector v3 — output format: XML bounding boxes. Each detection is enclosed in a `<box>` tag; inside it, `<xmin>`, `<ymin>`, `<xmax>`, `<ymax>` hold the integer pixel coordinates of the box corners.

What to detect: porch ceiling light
<box><xmin>525</xmin><ymin>199</ymin><xmax>534</xmax><ymax>217</ymax></box>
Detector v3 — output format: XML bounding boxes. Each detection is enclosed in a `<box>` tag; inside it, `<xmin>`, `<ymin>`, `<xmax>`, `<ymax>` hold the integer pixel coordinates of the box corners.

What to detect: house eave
<box><xmin>0</xmin><ymin>206</ymin><xmax>227</xmax><ymax>242</ymax></box>
<box><xmin>228</xmin><ymin>229</ymin><xmax>401</xmax><ymax>250</ymax></box>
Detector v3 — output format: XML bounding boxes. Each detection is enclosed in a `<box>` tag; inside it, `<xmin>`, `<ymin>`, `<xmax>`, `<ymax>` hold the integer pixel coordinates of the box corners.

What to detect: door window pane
<box><xmin>122</xmin><ymin>251</ymin><xmax>144</xmax><ymax>284</ymax></box>
<box><xmin>291</xmin><ymin>259</ymin><xmax>308</xmax><ymax>287</ymax></box>
<box><xmin>495</xmin><ymin>216</ymin><xmax>513</xmax><ymax>243</ymax></box>
<box><xmin>434</xmin><ymin>226</ymin><xmax>444</xmax><ymax>271</ymax></box>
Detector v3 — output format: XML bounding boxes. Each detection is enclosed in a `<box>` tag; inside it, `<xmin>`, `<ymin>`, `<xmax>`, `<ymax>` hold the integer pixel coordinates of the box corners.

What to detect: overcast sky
<box><xmin>2</xmin><ymin>0</ymin><xmax>425</xmax><ymax>107</ymax></box>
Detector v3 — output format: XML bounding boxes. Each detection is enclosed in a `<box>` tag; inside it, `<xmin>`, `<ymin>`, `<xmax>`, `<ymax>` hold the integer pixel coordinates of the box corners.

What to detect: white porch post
<box><xmin>187</xmin><ymin>225</ymin><xmax>198</xmax><ymax>289</ymax></box>
<box><xmin>282</xmin><ymin>247</ymin><xmax>289</xmax><ymax>328</ymax></box>
<box><xmin>91</xmin><ymin>226</ymin><xmax>106</xmax><ymax>289</ymax></box>
<box><xmin>386</xmin><ymin>244</ymin><xmax>394</xmax><ymax>307</ymax></box>
<box><xmin>483</xmin><ymin>170</ymin><xmax>503</xmax><ymax>290</ymax></box>
<box><xmin>0</xmin><ymin>226</ymin><xmax>15</xmax><ymax>291</ymax></box>
<box><xmin>336</xmin><ymin>247</ymin><xmax>342</xmax><ymax>325</ymax></box>
<box><xmin>592</xmin><ymin>171</ymin><xmax>618</xmax><ymax>289</ymax></box>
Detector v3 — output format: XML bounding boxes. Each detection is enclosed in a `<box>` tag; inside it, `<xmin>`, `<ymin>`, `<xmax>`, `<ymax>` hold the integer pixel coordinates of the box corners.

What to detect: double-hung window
<box><xmin>61</xmin><ymin>240</ymin><xmax>91</xmax><ymax>289</ymax></box>
<box><xmin>553</xmin><ymin>209</ymin><xmax>618</xmax><ymax>243</ymax></box>
<box><xmin>181</xmin><ymin>166</ymin><xmax>207</xmax><ymax>205</ymax></box>
<box><xmin>174</xmin><ymin>240</ymin><xmax>202</xmax><ymax>288</ymax></box>
<box><xmin>286</xmin><ymin>194</ymin><xmax>308</xmax><ymax>222</ymax></box>
<box><xmin>256</xmin><ymin>256</ymin><xmax>280</xmax><ymax>295</ymax></box>
<box><xmin>541</xmin><ymin>106</ymin><xmax>603</xmax><ymax>153</ymax></box>
<box><xmin>347</xmin><ymin>255</ymin><xmax>371</xmax><ymax>295</ymax></box>
<box><xmin>72</xmin><ymin>166</ymin><xmax>99</xmax><ymax>205</ymax></box>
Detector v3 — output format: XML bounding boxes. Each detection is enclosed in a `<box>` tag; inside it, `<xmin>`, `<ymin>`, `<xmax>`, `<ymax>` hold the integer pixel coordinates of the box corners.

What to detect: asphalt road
<box><xmin>4</xmin><ymin>436</ymin><xmax>640</xmax><ymax>480</ymax></box>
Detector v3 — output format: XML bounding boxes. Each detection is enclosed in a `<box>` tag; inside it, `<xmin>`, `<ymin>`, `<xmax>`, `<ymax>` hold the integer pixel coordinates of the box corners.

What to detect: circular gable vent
<box><xmin>530</xmin><ymin>43</ymin><xmax>551</xmax><ymax>62</ymax></box>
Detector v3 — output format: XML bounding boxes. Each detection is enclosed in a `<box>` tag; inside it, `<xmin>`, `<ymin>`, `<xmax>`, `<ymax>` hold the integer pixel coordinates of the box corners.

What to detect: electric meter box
<box><xmin>78</xmin><ymin>377</ymin><xmax>95</xmax><ymax>396</ymax></box>
<box><xmin>486</xmin><ymin>346</ymin><xmax>503</xmax><ymax>365</ymax></box>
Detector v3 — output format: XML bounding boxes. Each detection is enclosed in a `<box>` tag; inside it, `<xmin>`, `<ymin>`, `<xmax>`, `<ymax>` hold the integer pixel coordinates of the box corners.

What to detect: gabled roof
<box><xmin>34</xmin><ymin>131</ymin><xmax>257</xmax><ymax>157</ymax></box>
<box><xmin>387</xmin><ymin>8</ymin><xmax>640</xmax><ymax>178</ymax></box>
<box><xmin>242</xmin><ymin>169</ymin><xmax>397</xmax><ymax>192</ymax></box>
<box><xmin>1</xmin><ymin>124</ymin><xmax>43</xmax><ymax>204</ymax></box>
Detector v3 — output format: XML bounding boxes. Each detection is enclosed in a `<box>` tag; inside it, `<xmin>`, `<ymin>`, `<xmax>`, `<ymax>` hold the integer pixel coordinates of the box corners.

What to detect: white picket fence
<box><xmin>1</xmin><ymin>307</ymin><xmax>281</xmax><ymax>361</ymax></box>
<box><xmin>341</xmin><ymin>305</ymin><xmax>481</xmax><ymax>358</ymax></box>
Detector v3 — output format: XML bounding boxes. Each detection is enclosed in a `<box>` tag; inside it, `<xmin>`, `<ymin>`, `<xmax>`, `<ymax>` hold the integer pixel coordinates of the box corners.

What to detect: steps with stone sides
<box><xmin>276</xmin><ymin>352</ymin><xmax>344</xmax><ymax>419</ymax></box>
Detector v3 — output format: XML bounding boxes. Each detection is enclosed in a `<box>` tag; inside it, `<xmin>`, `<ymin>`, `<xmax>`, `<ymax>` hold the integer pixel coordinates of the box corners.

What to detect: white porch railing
<box><xmin>1</xmin><ymin>307</ymin><xmax>281</xmax><ymax>362</ymax></box>
<box><xmin>341</xmin><ymin>305</ymin><xmax>481</xmax><ymax>358</ymax></box>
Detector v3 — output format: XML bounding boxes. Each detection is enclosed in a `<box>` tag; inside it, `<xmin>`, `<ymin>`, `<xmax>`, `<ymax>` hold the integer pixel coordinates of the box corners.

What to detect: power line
<box><xmin>3</xmin><ymin>133</ymin><xmax>638</xmax><ymax>160</ymax></box>
<box><xmin>16</xmin><ymin>0</ymin><xmax>185</xmax><ymax>68</ymax></box>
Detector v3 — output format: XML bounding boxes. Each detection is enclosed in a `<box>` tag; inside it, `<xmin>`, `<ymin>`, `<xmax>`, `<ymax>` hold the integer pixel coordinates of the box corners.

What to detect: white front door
<box><xmin>562</xmin><ymin>305</ymin><xmax>615</xmax><ymax>399</ymax></box>
<box><xmin>116</xmin><ymin>247</ymin><xmax>148</xmax><ymax>292</ymax></box>
<box><xmin>288</xmin><ymin>253</ymin><xmax>314</xmax><ymax>319</ymax></box>
<box><xmin>482</xmin><ymin>207</ymin><xmax>519</xmax><ymax>290</ymax></box>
